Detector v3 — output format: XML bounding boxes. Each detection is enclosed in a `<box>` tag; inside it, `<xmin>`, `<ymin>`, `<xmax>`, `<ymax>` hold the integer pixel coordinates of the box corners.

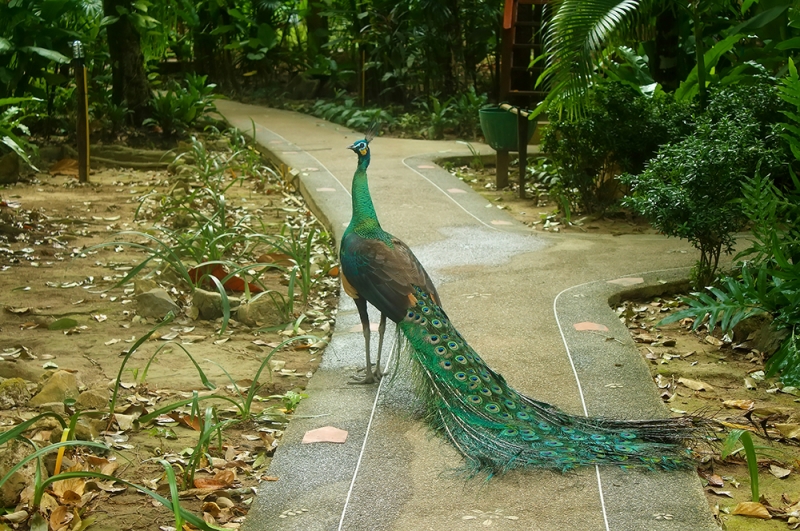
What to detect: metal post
<box><xmin>73</xmin><ymin>41</ymin><xmax>89</xmax><ymax>183</ymax></box>
<box><xmin>517</xmin><ymin>111</ymin><xmax>528</xmax><ymax>199</ymax></box>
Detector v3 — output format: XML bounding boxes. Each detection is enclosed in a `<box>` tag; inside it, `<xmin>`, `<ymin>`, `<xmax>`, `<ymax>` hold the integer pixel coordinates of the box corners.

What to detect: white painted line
<box><xmin>553</xmin><ymin>267</ymin><xmax>688</xmax><ymax>531</ymax></box>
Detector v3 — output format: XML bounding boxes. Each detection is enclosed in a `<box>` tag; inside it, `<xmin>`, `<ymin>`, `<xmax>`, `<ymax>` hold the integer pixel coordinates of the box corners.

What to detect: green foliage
<box><xmin>721</xmin><ymin>429</ymin><xmax>762</xmax><ymax>503</ymax></box>
<box><xmin>657</xmin><ymin>65</ymin><xmax>800</xmax><ymax>382</ymax></box>
<box><xmin>542</xmin><ymin>82</ymin><xmax>692</xmax><ymax>213</ymax></box>
<box><xmin>0</xmin><ymin>96</ymin><xmax>38</xmax><ymax>169</ymax></box>
<box><xmin>144</xmin><ymin>76</ymin><xmax>218</xmax><ymax>136</ymax></box>
<box><xmin>311</xmin><ymin>92</ymin><xmax>395</xmax><ymax>131</ymax></box>
<box><xmin>416</xmin><ymin>95</ymin><xmax>453</xmax><ymax>140</ymax></box>
<box><xmin>621</xmin><ymin>117</ymin><xmax>765</xmax><ymax>287</ymax></box>
<box><xmin>621</xmin><ymin>78</ymin><xmax>784</xmax><ymax>288</ymax></box>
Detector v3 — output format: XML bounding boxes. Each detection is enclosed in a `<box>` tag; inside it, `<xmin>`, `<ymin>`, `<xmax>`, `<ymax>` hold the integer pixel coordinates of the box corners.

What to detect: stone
<box><xmin>136</xmin><ymin>288</ymin><xmax>180</xmax><ymax>319</ymax></box>
<box><xmin>76</xmin><ymin>387</ymin><xmax>110</xmax><ymax>410</ymax></box>
<box><xmin>0</xmin><ymin>440</ymin><xmax>35</xmax><ymax>506</ymax></box>
<box><xmin>29</xmin><ymin>370</ymin><xmax>79</xmax><ymax>406</ymax></box>
<box><xmin>133</xmin><ymin>278</ymin><xmax>159</xmax><ymax>295</ymax></box>
<box><xmin>237</xmin><ymin>296</ymin><xmax>282</xmax><ymax>328</ymax></box>
<box><xmin>74</xmin><ymin>418</ymin><xmax>106</xmax><ymax>441</ymax></box>
<box><xmin>192</xmin><ymin>288</ymin><xmax>240</xmax><ymax>320</ymax></box>
<box><xmin>0</xmin><ymin>151</ymin><xmax>20</xmax><ymax>184</ymax></box>
<box><xmin>0</xmin><ymin>378</ymin><xmax>31</xmax><ymax>408</ymax></box>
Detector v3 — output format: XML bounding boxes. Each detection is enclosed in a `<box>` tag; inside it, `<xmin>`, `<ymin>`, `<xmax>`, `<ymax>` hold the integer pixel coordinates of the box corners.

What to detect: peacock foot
<box><xmin>348</xmin><ymin>365</ymin><xmax>384</xmax><ymax>384</ymax></box>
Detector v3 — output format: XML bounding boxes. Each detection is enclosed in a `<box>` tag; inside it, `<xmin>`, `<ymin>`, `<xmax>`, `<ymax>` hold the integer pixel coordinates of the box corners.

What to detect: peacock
<box><xmin>339</xmin><ymin>130</ymin><xmax>701</xmax><ymax>474</ymax></box>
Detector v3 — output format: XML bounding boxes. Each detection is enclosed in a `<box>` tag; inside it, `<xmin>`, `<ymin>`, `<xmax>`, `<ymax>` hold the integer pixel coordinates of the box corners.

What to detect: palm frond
<box><xmin>539</xmin><ymin>0</ymin><xmax>650</xmax><ymax>118</ymax></box>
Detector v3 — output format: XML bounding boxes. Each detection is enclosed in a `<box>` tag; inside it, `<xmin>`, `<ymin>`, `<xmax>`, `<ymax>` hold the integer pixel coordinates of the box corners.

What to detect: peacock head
<box><xmin>347</xmin><ymin>139</ymin><xmax>370</xmax><ymax>157</ymax></box>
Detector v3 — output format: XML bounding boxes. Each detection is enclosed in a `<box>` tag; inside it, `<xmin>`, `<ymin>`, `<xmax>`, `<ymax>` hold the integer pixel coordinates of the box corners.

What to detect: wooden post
<box><xmin>496</xmin><ymin>150</ymin><xmax>509</xmax><ymax>189</ymax></box>
<box><xmin>73</xmin><ymin>41</ymin><xmax>89</xmax><ymax>183</ymax></box>
<box><xmin>517</xmin><ymin>110</ymin><xmax>528</xmax><ymax>199</ymax></box>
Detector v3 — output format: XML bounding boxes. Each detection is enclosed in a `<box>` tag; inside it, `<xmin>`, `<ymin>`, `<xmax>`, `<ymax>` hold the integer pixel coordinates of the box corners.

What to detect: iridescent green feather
<box><xmin>398</xmin><ymin>286</ymin><xmax>696</xmax><ymax>475</ymax></box>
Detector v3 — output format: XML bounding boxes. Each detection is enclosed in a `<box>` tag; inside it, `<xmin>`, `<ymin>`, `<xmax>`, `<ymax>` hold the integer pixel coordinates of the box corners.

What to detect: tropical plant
<box><xmin>0</xmin><ymin>96</ymin><xmax>38</xmax><ymax>169</ymax></box>
<box><xmin>538</xmin><ymin>0</ymin><xmax>797</xmax><ymax>118</ymax></box>
<box><xmin>657</xmin><ymin>61</ymin><xmax>800</xmax><ymax>382</ymax></box>
<box><xmin>542</xmin><ymin>82</ymin><xmax>692</xmax><ymax>213</ymax></box>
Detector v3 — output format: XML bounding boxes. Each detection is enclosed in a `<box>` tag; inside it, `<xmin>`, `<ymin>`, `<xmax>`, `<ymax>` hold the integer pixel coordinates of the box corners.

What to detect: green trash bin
<box><xmin>479</xmin><ymin>106</ymin><xmax>535</xmax><ymax>151</ymax></box>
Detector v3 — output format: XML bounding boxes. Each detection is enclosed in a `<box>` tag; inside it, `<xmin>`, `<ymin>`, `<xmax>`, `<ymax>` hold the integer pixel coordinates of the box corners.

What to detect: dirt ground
<box><xmin>458</xmin><ymin>161</ymin><xmax>800</xmax><ymax>530</ymax></box>
<box><xmin>0</xmin><ymin>150</ymin><xmax>336</xmax><ymax>530</ymax></box>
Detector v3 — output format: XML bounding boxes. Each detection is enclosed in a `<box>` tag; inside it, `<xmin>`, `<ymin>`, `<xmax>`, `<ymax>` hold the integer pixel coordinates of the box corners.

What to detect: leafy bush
<box><xmin>621</xmin><ymin>77</ymin><xmax>785</xmax><ymax>288</ymax></box>
<box><xmin>660</xmin><ymin>60</ymin><xmax>800</xmax><ymax>383</ymax></box>
<box><xmin>542</xmin><ymin>82</ymin><xmax>692</xmax><ymax>213</ymax></box>
<box><xmin>144</xmin><ymin>76</ymin><xmax>218</xmax><ymax>136</ymax></box>
<box><xmin>311</xmin><ymin>92</ymin><xmax>395</xmax><ymax>131</ymax></box>
<box><xmin>0</xmin><ymin>96</ymin><xmax>38</xmax><ymax>169</ymax></box>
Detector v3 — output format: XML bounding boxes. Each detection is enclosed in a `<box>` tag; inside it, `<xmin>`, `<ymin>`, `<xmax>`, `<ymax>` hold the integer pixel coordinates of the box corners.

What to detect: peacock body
<box><xmin>340</xmin><ymin>133</ymin><xmax>698</xmax><ymax>474</ymax></box>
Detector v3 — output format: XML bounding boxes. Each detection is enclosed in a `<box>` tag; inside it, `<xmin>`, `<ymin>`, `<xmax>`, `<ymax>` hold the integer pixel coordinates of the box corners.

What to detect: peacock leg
<box><xmin>374</xmin><ymin>313</ymin><xmax>387</xmax><ymax>379</ymax></box>
<box><xmin>349</xmin><ymin>297</ymin><xmax>377</xmax><ymax>384</ymax></box>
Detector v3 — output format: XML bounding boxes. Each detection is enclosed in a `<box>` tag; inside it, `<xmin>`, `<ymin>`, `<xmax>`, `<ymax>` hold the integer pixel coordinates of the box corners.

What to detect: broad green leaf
<box><xmin>20</xmin><ymin>46</ymin><xmax>70</xmax><ymax>64</ymax></box>
<box><xmin>48</xmin><ymin>317</ymin><xmax>78</xmax><ymax>330</ymax></box>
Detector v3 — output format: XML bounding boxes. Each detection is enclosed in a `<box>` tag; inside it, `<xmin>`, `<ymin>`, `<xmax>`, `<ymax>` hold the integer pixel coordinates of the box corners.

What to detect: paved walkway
<box><xmin>215</xmin><ymin>100</ymin><xmax>719</xmax><ymax>531</ymax></box>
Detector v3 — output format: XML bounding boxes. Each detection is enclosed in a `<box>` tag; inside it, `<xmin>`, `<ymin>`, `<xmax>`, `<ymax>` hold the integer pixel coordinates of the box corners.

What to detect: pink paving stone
<box><xmin>491</xmin><ymin>220</ymin><xmax>513</xmax><ymax>225</ymax></box>
<box><xmin>304</xmin><ymin>167</ymin><xmax>319</xmax><ymax>171</ymax></box>
<box><xmin>607</xmin><ymin>277</ymin><xmax>645</xmax><ymax>286</ymax></box>
<box><xmin>302</xmin><ymin>426</ymin><xmax>348</xmax><ymax>444</ymax></box>
<box><xmin>573</xmin><ymin>322</ymin><xmax>609</xmax><ymax>332</ymax></box>
<box><xmin>417</xmin><ymin>165</ymin><xmax>435</xmax><ymax>169</ymax></box>
<box><xmin>316</xmin><ymin>187</ymin><xmax>336</xmax><ymax>192</ymax></box>
<box><xmin>447</xmin><ymin>188</ymin><xmax>467</xmax><ymax>194</ymax></box>
<box><xmin>282</xmin><ymin>151</ymin><xmax>298</xmax><ymax>154</ymax></box>
<box><xmin>269</xmin><ymin>140</ymin><xmax>282</xmax><ymax>144</ymax></box>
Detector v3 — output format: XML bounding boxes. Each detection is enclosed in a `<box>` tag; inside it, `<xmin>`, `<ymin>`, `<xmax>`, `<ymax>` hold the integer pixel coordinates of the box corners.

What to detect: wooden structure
<box><xmin>497</xmin><ymin>0</ymin><xmax>548</xmax><ymax>198</ymax></box>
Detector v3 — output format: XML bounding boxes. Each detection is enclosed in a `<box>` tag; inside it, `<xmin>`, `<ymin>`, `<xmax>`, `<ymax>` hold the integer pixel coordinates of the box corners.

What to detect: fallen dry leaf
<box><xmin>770</xmin><ymin>464</ymin><xmax>791</xmax><ymax>479</ymax></box>
<box><xmin>707</xmin><ymin>488</ymin><xmax>733</xmax><ymax>498</ymax></box>
<box><xmin>723</xmin><ymin>399</ymin><xmax>755</xmax><ymax>410</ymax></box>
<box><xmin>194</xmin><ymin>469</ymin><xmax>236</xmax><ymax>489</ymax></box>
<box><xmin>732</xmin><ymin>501</ymin><xmax>772</xmax><ymax>519</ymax></box>
<box><xmin>49</xmin><ymin>158</ymin><xmax>79</xmax><ymax>175</ymax></box>
<box><xmin>678</xmin><ymin>377</ymin><xmax>713</xmax><ymax>391</ymax></box>
<box><xmin>775</xmin><ymin>424</ymin><xmax>800</xmax><ymax>440</ymax></box>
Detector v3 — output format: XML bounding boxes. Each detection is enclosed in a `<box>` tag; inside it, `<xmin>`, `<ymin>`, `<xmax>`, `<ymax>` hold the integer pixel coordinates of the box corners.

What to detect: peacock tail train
<box><xmin>397</xmin><ymin>286</ymin><xmax>698</xmax><ymax>474</ymax></box>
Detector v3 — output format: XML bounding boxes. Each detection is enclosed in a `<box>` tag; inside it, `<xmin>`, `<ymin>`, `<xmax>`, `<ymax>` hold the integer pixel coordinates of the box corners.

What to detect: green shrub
<box><xmin>542</xmin><ymin>82</ymin><xmax>692</xmax><ymax>213</ymax></box>
<box><xmin>659</xmin><ymin>60</ymin><xmax>799</xmax><ymax>384</ymax></box>
<box><xmin>144</xmin><ymin>76</ymin><xmax>218</xmax><ymax>136</ymax></box>
<box><xmin>621</xmin><ymin>77</ymin><xmax>785</xmax><ymax>288</ymax></box>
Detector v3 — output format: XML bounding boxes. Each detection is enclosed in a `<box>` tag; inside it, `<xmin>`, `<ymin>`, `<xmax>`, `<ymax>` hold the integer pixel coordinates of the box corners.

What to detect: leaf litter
<box><xmin>0</xmin><ymin>139</ymin><xmax>338</xmax><ymax>530</ymax></box>
<box><xmin>620</xmin><ymin>293</ymin><xmax>800</xmax><ymax>530</ymax></box>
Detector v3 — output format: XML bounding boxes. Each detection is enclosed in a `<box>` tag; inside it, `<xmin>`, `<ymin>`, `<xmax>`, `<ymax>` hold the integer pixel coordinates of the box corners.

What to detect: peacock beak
<box><xmin>347</xmin><ymin>143</ymin><xmax>358</xmax><ymax>151</ymax></box>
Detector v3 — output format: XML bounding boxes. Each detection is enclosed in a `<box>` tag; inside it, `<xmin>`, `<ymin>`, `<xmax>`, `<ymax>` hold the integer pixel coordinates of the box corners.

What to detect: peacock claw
<box><xmin>348</xmin><ymin>365</ymin><xmax>384</xmax><ymax>384</ymax></box>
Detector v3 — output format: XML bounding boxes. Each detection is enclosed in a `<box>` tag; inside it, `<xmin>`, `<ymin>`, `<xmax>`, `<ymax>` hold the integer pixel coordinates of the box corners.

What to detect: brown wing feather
<box><xmin>340</xmin><ymin>233</ymin><xmax>439</xmax><ymax>322</ymax></box>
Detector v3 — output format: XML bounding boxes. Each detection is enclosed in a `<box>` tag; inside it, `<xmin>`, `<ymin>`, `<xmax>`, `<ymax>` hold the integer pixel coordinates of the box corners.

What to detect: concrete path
<box><xmin>215</xmin><ymin>100</ymin><xmax>719</xmax><ymax>531</ymax></box>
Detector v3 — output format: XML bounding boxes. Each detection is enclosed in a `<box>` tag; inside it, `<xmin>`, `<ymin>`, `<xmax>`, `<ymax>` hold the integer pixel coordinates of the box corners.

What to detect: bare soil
<box><xmin>0</xmin><ymin>154</ymin><xmax>336</xmax><ymax>530</ymax></box>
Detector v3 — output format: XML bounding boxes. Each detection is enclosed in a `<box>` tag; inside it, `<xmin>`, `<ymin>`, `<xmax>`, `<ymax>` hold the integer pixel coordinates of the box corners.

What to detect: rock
<box><xmin>0</xmin><ymin>440</ymin><xmax>35</xmax><ymax>506</ymax></box>
<box><xmin>74</xmin><ymin>418</ymin><xmax>106</xmax><ymax>441</ymax></box>
<box><xmin>192</xmin><ymin>288</ymin><xmax>240</xmax><ymax>320</ymax></box>
<box><xmin>0</xmin><ymin>151</ymin><xmax>20</xmax><ymax>184</ymax></box>
<box><xmin>755</xmin><ymin>323</ymin><xmax>790</xmax><ymax>357</ymax></box>
<box><xmin>134</xmin><ymin>278</ymin><xmax>159</xmax><ymax>295</ymax></box>
<box><xmin>76</xmin><ymin>387</ymin><xmax>110</xmax><ymax>410</ymax></box>
<box><xmin>29</xmin><ymin>370</ymin><xmax>79</xmax><ymax>406</ymax></box>
<box><xmin>37</xmin><ymin>402</ymin><xmax>67</xmax><ymax>415</ymax></box>
<box><xmin>136</xmin><ymin>288</ymin><xmax>180</xmax><ymax>319</ymax></box>
<box><xmin>237</xmin><ymin>296</ymin><xmax>282</xmax><ymax>328</ymax></box>
<box><xmin>732</xmin><ymin>314</ymin><xmax>772</xmax><ymax>343</ymax></box>
<box><xmin>0</xmin><ymin>378</ymin><xmax>31</xmax><ymax>409</ymax></box>
<box><xmin>0</xmin><ymin>361</ymin><xmax>45</xmax><ymax>382</ymax></box>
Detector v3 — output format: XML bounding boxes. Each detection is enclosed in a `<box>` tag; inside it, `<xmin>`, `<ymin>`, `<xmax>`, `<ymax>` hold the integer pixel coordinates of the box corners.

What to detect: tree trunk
<box><xmin>103</xmin><ymin>0</ymin><xmax>150</xmax><ymax>124</ymax></box>
<box><xmin>654</xmin><ymin>7</ymin><xmax>679</xmax><ymax>91</ymax></box>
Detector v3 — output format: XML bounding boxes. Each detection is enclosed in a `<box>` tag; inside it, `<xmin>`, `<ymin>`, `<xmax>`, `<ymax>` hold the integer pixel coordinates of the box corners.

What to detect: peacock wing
<box><xmin>340</xmin><ymin>233</ymin><xmax>439</xmax><ymax>322</ymax></box>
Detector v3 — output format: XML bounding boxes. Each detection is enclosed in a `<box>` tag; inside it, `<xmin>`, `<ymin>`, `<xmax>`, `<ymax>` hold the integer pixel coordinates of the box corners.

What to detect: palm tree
<box><xmin>538</xmin><ymin>0</ymin><xmax>712</xmax><ymax>118</ymax></box>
